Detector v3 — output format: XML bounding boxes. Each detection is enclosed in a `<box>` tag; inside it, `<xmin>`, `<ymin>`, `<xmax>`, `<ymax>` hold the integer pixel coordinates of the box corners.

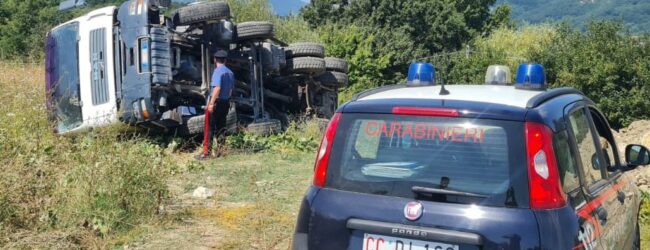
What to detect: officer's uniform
<box><xmin>201</xmin><ymin>53</ymin><xmax>234</xmax><ymax>158</ymax></box>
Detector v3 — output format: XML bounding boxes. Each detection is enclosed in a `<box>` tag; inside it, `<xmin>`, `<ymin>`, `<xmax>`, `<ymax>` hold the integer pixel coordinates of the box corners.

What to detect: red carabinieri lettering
<box><xmin>363</xmin><ymin>121</ymin><xmax>485</xmax><ymax>144</ymax></box>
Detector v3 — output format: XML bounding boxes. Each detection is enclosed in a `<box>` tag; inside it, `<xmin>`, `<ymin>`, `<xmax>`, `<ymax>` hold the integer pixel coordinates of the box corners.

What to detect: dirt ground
<box><xmin>614</xmin><ymin>120</ymin><xmax>650</xmax><ymax>191</ymax></box>
<box><xmin>114</xmin><ymin>151</ymin><xmax>314</xmax><ymax>250</ymax></box>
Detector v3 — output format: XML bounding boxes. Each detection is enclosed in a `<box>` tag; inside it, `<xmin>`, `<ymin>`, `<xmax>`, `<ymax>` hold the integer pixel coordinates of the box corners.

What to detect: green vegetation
<box><xmin>304</xmin><ymin>0</ymin><xmax>512</xmax><ymax>103</ymax></box>
<box><xmin>641</xmin><ymin>192</ymin><xmax>650</xmax><ymax>247</ymax></box>
<box><xmin>436</xmin><ymin>21</ymin><xmax>650</xmax><ymax>128</ymax></box>
<box><xmin>498</xmin><ymin>0</ymin><xmax>650</xmax><ymax>33</ymax></box>
<box><xmin>2</xmin><ymin>0</ymin><xmax>650</xmax><ymax>248</ymax></box>
<box><xmin>227</xmin><ymin>0</ymin><xmax>319</xmax><ymax>43</ymax></box>
<box><xmin>0</xmin><ymin>0</ymin><xmax>67</xmax><ymax>60</ymax></box>
<box><xmin>0</xmin><ymin>63</ymin><xmax>177</xmax><ymax>248</ymax></box>
<box><xmin>0</xmin><ymin>61</ymin><xmax>323</xmax><ymax>248</ymax></box>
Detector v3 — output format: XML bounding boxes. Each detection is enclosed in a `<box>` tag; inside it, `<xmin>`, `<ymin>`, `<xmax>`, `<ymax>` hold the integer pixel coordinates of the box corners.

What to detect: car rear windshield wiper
<box><xmin>411</xmin><ymin>186</ymin><xmax>489</xmax><ymax>198</ymax></box>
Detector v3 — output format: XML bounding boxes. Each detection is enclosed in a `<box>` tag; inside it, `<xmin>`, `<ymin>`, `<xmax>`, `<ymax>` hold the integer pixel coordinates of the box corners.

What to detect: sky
<box><xmin>269</xmin><ymin>0</ymin><xmax>308</xmax><ymax>15</ymax></box>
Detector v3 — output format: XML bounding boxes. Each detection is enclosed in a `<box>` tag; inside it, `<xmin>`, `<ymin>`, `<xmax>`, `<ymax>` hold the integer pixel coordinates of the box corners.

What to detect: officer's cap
<box><xmin>213</xmin><ymin>50</ymin><xmax>228</xmax><ymax>58</ymax></box>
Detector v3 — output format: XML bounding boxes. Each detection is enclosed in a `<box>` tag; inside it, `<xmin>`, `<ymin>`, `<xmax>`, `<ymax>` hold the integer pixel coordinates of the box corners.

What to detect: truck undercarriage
<box><xmin>47</xmin><ymin>0</ymin><xmax>346</xmax><ymax>135</ymax></box>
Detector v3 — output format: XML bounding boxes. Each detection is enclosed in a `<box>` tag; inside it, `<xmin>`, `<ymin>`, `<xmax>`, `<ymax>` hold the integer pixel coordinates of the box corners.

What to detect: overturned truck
<box><xmin>45</xmin><ymin>0</ymin><xmax>347</xmax><ymax>136</ymax></box>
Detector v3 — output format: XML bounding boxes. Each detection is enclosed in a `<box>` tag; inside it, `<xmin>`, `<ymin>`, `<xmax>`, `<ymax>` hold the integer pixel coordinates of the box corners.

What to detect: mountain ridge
<box><xmin>497</xmin><ymin>0</ymin><xmax>650</xmax><ymax>33</ymax></box>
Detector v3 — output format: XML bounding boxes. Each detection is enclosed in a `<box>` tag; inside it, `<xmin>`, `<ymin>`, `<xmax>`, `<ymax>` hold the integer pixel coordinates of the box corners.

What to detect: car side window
<box><xmin>589</xmin><ymin>108</ymin><xmax>620</xmax><ymax>170</ymax></box>
<box><xmin>553</xmin><ymin>130</ymin><xmax>581</xmax><ymax>192</ymax></box>
<box><xmin>567</xmin><ymin>108</ymin><xmax>604</xmax><ymax>185</ymax></box>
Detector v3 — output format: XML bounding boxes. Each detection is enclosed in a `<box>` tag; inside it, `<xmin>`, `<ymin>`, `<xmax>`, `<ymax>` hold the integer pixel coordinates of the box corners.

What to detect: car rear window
<box><xmin>326</xmin><ymin>113</ymin><xmax>529</xmax><ymax>208</ymax></box>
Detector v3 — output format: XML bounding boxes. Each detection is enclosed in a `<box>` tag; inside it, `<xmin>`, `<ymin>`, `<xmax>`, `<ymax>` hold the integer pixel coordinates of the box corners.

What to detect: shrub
<box><xmin>0</xmin><ymin>63</ymin><xmax>176</xmax><ymax>245</ymax></box>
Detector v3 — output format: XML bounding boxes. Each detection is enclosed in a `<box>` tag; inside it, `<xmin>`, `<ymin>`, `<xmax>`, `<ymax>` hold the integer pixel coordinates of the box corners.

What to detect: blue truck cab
<box><xmin>292</xmin><ymin>63</ymin><xmax>650</xmax><ymax>250</ymax></box>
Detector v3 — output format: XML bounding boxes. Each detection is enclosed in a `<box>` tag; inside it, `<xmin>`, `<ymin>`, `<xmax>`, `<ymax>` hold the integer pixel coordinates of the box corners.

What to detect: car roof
<box><xmin>357</xmin><ymin>84</ymin><xmax>545</xmax><ymax>109</ymax></box>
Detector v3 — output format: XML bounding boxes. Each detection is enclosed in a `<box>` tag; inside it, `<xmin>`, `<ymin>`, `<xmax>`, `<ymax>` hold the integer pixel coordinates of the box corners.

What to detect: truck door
<box><xmin>564</xmin><ymin>103</ymin><xmax>627</xmax><ymax>249</ymax></box>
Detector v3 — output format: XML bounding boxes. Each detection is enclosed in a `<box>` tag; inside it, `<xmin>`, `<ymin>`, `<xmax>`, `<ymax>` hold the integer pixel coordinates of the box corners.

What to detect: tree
<box><xmin>532</xmin><ymin>21</ymin><xmax>650</xmax><ymax>128</ymax></box>
<box><xmin>0</xmin><ymin>0</ymin><xmax>66</xmax><ymax>60</ymax></box>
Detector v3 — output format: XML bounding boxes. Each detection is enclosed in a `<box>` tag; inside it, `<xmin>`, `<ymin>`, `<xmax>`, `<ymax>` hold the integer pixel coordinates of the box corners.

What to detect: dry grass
<box><xmin>0</xmin><ymin>62</ymin><xmax>178</xmax><ymax>248</ymax></box>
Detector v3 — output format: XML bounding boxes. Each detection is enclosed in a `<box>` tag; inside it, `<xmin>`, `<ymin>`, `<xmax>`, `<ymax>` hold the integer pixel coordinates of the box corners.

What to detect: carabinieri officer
<box><xmin>196</xmin><ymin>50</ymin><xmax>235</xmax><ymax>160</ymax></box>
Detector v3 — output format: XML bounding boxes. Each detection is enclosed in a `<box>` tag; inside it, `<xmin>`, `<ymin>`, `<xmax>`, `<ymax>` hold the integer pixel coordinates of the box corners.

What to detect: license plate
<box><xmin>362</xmin><ymin>233</ymin><xmax>459</xmax><ymax>250</ymax></box>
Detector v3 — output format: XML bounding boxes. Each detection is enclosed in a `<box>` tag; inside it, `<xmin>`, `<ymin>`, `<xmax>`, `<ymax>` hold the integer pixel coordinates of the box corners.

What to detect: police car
<box><xmin>292</xmin><ymin>63</ymin><xmax>650</xmax><ymax>250</ymax></box>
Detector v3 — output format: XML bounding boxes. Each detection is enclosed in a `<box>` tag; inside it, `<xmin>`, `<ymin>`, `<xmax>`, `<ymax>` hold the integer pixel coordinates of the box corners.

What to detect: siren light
<box><xmin>485</xmin><ymin>65</ymin><xmax>512</xmax><ymax>85</ymax></box>
<box><xmin>515</xmin><ymin>64</ymin><xmax>546</xmax><ymax>90</ymax></box>
<box><xmin>407</xmin><ymin>62</ymin><xmax>436</xmax><ymax>86</ymax></box>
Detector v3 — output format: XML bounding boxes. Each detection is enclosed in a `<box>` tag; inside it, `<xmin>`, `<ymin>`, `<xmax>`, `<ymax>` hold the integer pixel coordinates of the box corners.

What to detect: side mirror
<box><xmin>625</xmin><ymin>144</ymin><xmax>650</xmax><ymax>167</ymax></box>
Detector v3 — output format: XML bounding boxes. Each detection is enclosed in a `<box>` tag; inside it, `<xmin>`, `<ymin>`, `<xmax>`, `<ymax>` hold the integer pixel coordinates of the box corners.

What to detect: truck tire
<box><xmin>315</xmin><ymin>71</ymin><xmax>348</xmax><ymax>88</ymax></box>
<box><xmin>183</xmin><ymin>106</ymin><xmax>238</xmax><ymax>135</ymax></box>
<box><xmin>325</xmin><ymin>57</ymin><xmax>348</xmax><ymax>73</ymax></box>
<box><xmin>174</xmin><ymin>1</ymin><xmax>230</xmax><ymax>26</ymax></box>
<box><xmin>285</xmin><ymin>43</ymin><xmax>325</xmax><ymax>58</ymax></box>
<box><xmin>247</xmin><ymin>119</ymin><xmax>281</xmax><ymax>136</ymax></box>
<box><xmin>236</xmin><ymin>21</ymin><xmax>274</xmax><ymax>40</ymax></box>
<box><xmin>185</xmin><ymin>114</ymin><xmax>205</xmax><ymax>135</ymax></box>
<box><xmin>286</xmin><ymin>57</ymin><xmax>325</xmax><ymax>75</ymax></box>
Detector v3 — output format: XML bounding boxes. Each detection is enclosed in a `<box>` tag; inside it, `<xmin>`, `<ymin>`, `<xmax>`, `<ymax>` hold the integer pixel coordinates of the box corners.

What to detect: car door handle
<box><xmin>595</xmin><ymin>206</ymin><xmax>608</xmax><ymax>225</ymax></box>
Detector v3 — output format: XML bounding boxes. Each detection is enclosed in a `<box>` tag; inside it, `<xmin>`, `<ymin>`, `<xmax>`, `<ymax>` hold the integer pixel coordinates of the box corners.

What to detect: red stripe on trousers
<box><xmin>202</xmin><ymin>111</ymin><xmax>211</xmax><ymax>156</ymax></box>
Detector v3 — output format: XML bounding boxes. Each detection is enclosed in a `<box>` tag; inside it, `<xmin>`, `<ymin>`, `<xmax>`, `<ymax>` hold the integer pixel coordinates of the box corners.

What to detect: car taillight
<box><xmin>313</xmin><ymin>112</ymin><xmax>342</xmax><ymax>187</ymax></box>
<box><xmin>525</xmin><ymin>122</ymin><xmax>567</xmax><ymax>209</ymax></box>
<box><xmin>392</xmin><ymin>107</ymin><xmax>459</xmax><ymax>117</ymax></box>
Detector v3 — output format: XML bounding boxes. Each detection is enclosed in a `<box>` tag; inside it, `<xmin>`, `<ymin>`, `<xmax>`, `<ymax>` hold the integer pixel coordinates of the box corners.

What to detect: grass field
<box><xmin>1</xmin><ymin>62</ymin><xmax>649</xmax><ymax>249</ymax></box>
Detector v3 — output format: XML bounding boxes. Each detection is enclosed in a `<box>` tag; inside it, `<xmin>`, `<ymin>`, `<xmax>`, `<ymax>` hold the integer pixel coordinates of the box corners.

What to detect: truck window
<box><xmin>45</xmin><ymin>22</ymin><xmax>83</xmax><ymax>133</ymax></box>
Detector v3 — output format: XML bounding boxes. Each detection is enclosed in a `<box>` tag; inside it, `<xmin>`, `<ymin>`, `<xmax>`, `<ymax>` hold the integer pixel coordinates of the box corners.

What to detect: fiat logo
<box><xmin>404</xmin><ymin>201</ymin><xmax>423</xmax><ymax>221</ymax></box>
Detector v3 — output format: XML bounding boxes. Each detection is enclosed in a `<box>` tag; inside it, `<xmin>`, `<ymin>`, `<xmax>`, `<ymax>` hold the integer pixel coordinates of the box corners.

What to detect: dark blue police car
<box><xmin>292</xmin><ymin>63</ymin><xmax>650</xmax><ymax>250</ymax></box>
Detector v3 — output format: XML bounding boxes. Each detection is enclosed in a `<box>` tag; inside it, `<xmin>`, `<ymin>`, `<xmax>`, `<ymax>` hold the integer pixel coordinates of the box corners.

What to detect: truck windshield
<box><xmin>45</xmin><ymin>22</ymin><xmax>82</xmax><ymax>133</ymax></box>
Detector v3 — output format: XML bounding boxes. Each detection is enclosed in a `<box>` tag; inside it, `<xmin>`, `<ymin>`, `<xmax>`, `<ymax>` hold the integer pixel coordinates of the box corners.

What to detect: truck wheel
<box><xmin>174</xmin><ymin>1</ymin><xmax>230</xmax><ymax>26</ymax></box>
<box><xmin>286</xmin><ymin>57</ymin><xmax>326</xmax><ymax>75</ymax></box>
<box><xmin>285</xmin><ymin>43</ymin><xmax>325</xmax><ymax>58</ymax></box>
<box><xmin>185</xmin><ymin>114</ymin><xmax>205</xmax><ymax>135</ymax></box>
<box><xmin>325</xmin><ymin>57</ymin><xmax>348</xmax><ymax>73</ymax></box>
<box><xmin>315</xmin><ymin>71</ymin><xmax>348</xmax><ymax>88</ymax></box>
<box><xmin>236</xmin><ymin>21</ymin><xmax>274</xmax><ymax>40</ymax></box>
<box><xmin>247</xmin><ymin>119</ymin><xmax>281</xmax><ymax>136</ymax></box>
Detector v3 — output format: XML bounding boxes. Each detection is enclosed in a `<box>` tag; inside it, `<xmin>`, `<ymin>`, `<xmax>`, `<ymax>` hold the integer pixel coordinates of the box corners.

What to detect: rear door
<box><xmin>587</xmin><ymin>107</ymin><xmax>639</xmax><ymax>248</ymax></box>
<box><xmin>307</xmin><ymin>112</ymin><xmax>540</xmax><ymax>250</ymax></box>
<box><xmin>565</xmin><ymin>104</ymin><xmax>629</xmax><ymax>249</ymax></box>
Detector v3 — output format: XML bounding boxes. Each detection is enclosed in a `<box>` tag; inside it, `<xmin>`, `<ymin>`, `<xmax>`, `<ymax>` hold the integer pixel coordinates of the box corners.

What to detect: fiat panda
<box><xmin>292</xmin><ymin>63</ymin><xmax>650</xmax><ymax>250</ymax></box>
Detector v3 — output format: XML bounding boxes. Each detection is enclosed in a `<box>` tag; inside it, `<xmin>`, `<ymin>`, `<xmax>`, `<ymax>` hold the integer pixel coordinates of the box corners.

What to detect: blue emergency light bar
<box><xmin>407</xmin><ymin>62</ymin><xmax>436</xmax><ymax>86</ymax></box>
<box><xmin>515</xmin><ymin>63</ymin><xmax>546</xmax><ymax>90</ymax></box>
